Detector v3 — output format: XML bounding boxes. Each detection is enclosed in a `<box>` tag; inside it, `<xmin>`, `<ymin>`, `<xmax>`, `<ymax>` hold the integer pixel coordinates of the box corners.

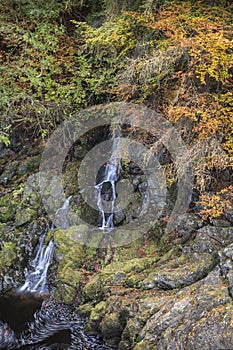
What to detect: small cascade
<box><xmin>95</xmin><ymin>128</ymin><xmax>121</xmax><ymax>230</ymax></box>
<box><xmin>54</xmin><ymin>195</ymin><xmax>72</xmax><ymax>229</ymax></box>
<box><xmin>18</xmin><ymin>234</ymin><xmax>54</xmax><ymax>294</ymax></box>
<box><xmin>19</xmin><ymin>197</ymin><xmax>72</xmax><ymax>294</ymax></box>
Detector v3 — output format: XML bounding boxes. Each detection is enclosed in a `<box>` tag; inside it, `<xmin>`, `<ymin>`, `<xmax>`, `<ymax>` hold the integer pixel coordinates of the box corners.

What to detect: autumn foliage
<box><xmin>0</xmin><ymin>0</ymin><xmax>232</xmax><ymax>220</ymax></box>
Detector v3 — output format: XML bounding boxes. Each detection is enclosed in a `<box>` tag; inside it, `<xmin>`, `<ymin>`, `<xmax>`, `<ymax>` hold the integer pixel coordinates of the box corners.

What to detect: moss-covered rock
<box><xmin>82</xmin><ymin>254</ymin><xmax>158</xmax><ymax>306</ymax></box>
<box><xmin>0</xmin><ymin>194</ymin><xmax>18</xmax><ymax>223</ymax></box>
<box><xmin>101</xmin><ymin>312</ymin><xmax>123</xmax><ymax>346</ymax></box>
<box><xmin>82</xmin><ymin>275</ymin><xmax>104</xmax><ymax>304</ymax></box>
<box><xmin>51</xmin><ymin>226</ymin><xmax>88</xmax><ymax>303</ymax></box>
<box><xmin>121</xmin><ymin>318</ymin><xmax>141</xmax><ymax>345</ymax></box>
<box><xmin>136</xmin><ymin>268</ymin><xmax>233</xmax><ymax>349</ymax></box>
<box><xmin>0</xmin><ymin>161</ymin><xmax>19</xmax><ymax>186</ymax></box>
<box><xmin>16</xmin><ymin>155</ymin><xmax>40</xmax><ymax>176</ymax></box>
<box><xmin>0</xmin><ymin>223</ymin><xmax>10</xmax><ymax>235</ymax></box>
<box><xmin>15</xmin><ymin>208</ymin><xmax>38</xmax><ymax>226</ymax></box>
<box><xmin>76</xmin><ymin>303</ymin><xmax>93</xmax><ymax>317</ymax></box>
<box><xmin>0</xmin><ymin>206</ymin><xmax>15</xmax><ymax>222</ymax></box>
<box><xmin>55</xmin><ymin>265</ymin><xmax>82</xmax><ymax>304</ymax></box>
<box><xmin>85</xmin><ymin>301</ymin><xmax>106</xmax><ymax>334</ymax></box>
<box><xmin>0</xmin><ymin>242</ymin><xmax>18</xmax><ymax>273</ymax></box>
<box><xmin>78</xmin><ymin>221</ymin><xmax>233</xmax><ymax>349</ymax></box>
<box><xmin>141</xmin><ymin>251</ymin><xmax>218</xmax><ymax>291</ymax></box>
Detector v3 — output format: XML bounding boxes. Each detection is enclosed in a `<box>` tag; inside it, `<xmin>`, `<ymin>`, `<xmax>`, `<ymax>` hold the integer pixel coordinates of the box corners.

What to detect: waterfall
<box><xmin>19</xmin><ymin>197</ymin><xmax>72</xmax><ymax>294</ymax></box>
<box><xmin>95</xmin><ymin>128</ymin><xmax>120</xmax><ymax>230</ymax></box>
<box><xmin>54</xmin><ymin>195</ymin><xmax>72</xmax><ymax>229</ymax></box>
<box><xmin>18</xmin><ymin>234</ymin><xmax>54</xmax><ymax>294</ymax></box>
<box><xmin>19</xmin><ymin>126</ymin><xmax>121</xmax><ymax>293</ymax></box>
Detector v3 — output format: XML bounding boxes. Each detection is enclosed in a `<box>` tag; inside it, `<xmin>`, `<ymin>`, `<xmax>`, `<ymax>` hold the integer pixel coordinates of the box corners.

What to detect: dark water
<box><xmin>0</xmin><ymin>292</ymin><xmax>110</xmax><ymax>350</ymax></box>
<box><xmin>0</xmin><ymin>291</ymin><xmax>43</xmax><ymax>332</ymax></box>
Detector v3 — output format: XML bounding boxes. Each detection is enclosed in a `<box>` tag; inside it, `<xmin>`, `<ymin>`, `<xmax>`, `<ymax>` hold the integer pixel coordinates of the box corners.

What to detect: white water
<box><xmin>95</xmin><ymin>129</ymin><xmax>120</xmax><ymax>230</ymax></box>
<box><xmin>19</xmin><ymin>128</ymin><xmax>121</xmax><ymax>293</ymax></box>
<box><xmin>54</xmin><ymin>195</ymin><xmax>72</xmax><ymax>229</ymax></box>
<box><xmin>19</xmin><ymin>197</ymin><xmax>72</xmax><ymax>294</ymax></box>
<box><xmin>18</xmin><ymin>234</ymin><xmax>54</xmax><ymax>294</ymax></box>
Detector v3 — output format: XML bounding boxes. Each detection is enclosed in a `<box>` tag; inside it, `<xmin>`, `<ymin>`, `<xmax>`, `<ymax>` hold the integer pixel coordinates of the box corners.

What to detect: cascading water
<box><xmin>18</xmin><ymin>233</ymin><xmax>54</xmax><ymax>294</ymax></box>
<box><xmin>0</xmin><ymin>132</ymin><xmax>124</xmax><ymax>349</ymax></box>
<box><xmin>54</xmin><ymin>195</ymin><xmax>72</xmax><ymax>229</ymax></box>
<box><xmin>95</xmin><ymin>128</ymin><xmax>121</xmax><ymax>230</ymax></box>
<box><xmin>19</xmin><ymin>196</ymin><xmax>72</xmax><ymax>294</ymax></box>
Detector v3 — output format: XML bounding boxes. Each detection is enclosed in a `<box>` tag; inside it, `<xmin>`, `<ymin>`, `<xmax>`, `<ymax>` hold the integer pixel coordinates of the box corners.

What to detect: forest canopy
<box><xmin>0</xmin><ymin>0</ymin><xmax>232</xmax><ymax>220</ymax></box>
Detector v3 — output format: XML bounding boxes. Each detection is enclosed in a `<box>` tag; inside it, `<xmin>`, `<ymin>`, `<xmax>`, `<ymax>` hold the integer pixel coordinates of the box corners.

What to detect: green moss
<box><xmin>55</xmin><ymin>270</ymin><xmax>81</xmax><ymax>304</ymax></box>
<box><xmin>0</xmin><ymin>242</ymin><xmax>18</xmax><ymax>273</ymax></box>
<box><xmin>158</xmin><ymin>246</ymin><xmax>180</xmax><ymax>264</ymax></box>
<box><xmin>63</xmin><ymin>161</ymin><xmax>81</xmax><ymax>194</ymax></box>
<box><xmin>0</xmin><ymin>206</ymin><xmax>14</xmax><ymax>222</ymax></box>
<box><xmin>82</xmin><ymin>275</ymin><xmax>104</xmax><ymax>304</ymax></box>
<box><xmin>0</xmin><ymin>223</ymin><xmax>9</xmax><ymax>235</ymax></box>
<box><xmin>51</xmin><ymin>227</ymin><xmax>87</xmax><ymax>303</ymax></box>
<box><xmin>15</xmin><ymin>208</ymin><xmax>38</xmax><ymax>226</ymax></box>
<box><xmin>122</xmin><ymin>318</ymin><xmax>141</xmax><ymax>344</ymax></box>
<box><xmin>52</xmin><ymin>227</ymin><xmax>86</xmax><ymax>265</ymax></box>
<box><xmin>90</xmin><ymin>301</ymin><xmax>106</xmax><ymax>320</ymax></box>
<box><xmin>0</xmin><ymin>194</ymin><xmax>18</xmax><ymax>223</ymax></box>
<box><xmin>76</xmin><ymin>303</ymin><xmax>93</xmax><ymax>317</ymax></box>
<box><xmin>85</xmin><ymin>301</ymin><xmax>106</xmax><ymax>334</ymax></box>
<box><xmin>124</xmin><ymin>274</ymin><xmax>141</xmax><ymax>288</ymax></box>
<box><xmin>133</xmin><ymin>340</ymin><xmax>156</xmax><ymax>350</ymax></box>
<box><xmin>103</xmin><ymin>257</ymin><xmax>155</xmax><ymax>275</ymax></box>
<box><xmin>101</xmin><ymin>312</ymin><xmax>123</xmax><ymax>339</ymax></box>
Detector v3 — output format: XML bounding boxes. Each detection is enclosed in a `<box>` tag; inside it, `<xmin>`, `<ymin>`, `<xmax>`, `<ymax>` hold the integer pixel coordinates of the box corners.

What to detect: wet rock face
<box><xmin>0</xmin><ymin>119</ymin><xmax>232</xmax><ymax>349</ymax></box>
<box><xmin>80</xmin><ymin>218</ymin><xmax>233</xmax><ymax>350</ymax></box>
<box><xmin>0</xmin><ymin>139</ymin><xmax>45</xmax><ymax>292</ymax></box>
<box><xmin>137</xmin><ymin>268</ymin><xmax>233</xmax><ymax>350</ymax></box>
<box><xmin>220</xmin><ymin>243</ymin><xmax>233</xmax><ymax>299</ymax></box>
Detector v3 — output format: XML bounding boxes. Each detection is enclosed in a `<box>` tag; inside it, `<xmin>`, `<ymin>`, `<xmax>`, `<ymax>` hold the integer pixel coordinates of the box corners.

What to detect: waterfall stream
<box><xmin>18</xmin><ymin>197</ymin><xmax>72</xmax><ymax>294</ymax></box>
<box><xmin>95</xmin><ymin>128</ymin><xmax>121</xmax><ymax>230</ymax></box>
<box><xmin>18</xmin><ymin>235</ymin><xmax>54</xmax><ymax>294</ymax></box>
<box><xmin>3</xmin><ymin>128</ymin><xmax>123</xmax><ymax>349</ymax></box>
<box><xmin>18</xmin><ymin>127</ymin><xmax>121</xmax><ymax>294</ymax></box>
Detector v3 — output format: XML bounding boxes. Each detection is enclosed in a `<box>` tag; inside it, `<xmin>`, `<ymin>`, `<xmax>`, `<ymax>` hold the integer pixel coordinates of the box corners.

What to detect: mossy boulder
<box><xmin>141</xmin><ymin>251</ymin><xmax>218</xmax><ymax>291</ymax></box>
<box><xmin>51</xmin><ymin>226</ymin><xmax>88</xmax><ymax>303</ymax></box>
<box><xmin>68</xmin><ymin>196</ymin><xmax>99</xmax><ymax>227</ymax></box>
<box><xmin>136</xmin><ymin>268</ymin><xmax>233</xmax><ymax>349</ymax></box>
<box><xmin>0</xmin><ymin>242</ymin><xmax>18</xmax><ymax>273</ymax></box>
<box><xmin>121</xmin><ymin>318</ymin><xmax>141</xmax><ymax>344</ymax></box>
<box><xmin>0</xmin><ymin>223</ymin><xmax>10</xmax><ymax>235</ymax></box>
<box><xmin>82</xmin><ymin>275</ymin><xmax>104</xmax><ymax>304</ymax></box>
<box><xmin>0</xmin><ymin>161</ymin><xmax>19</xmax><ymax>186</ymax></box>
<box><xmin>15</xmin><ymin>208</ymin><xmax>38</xmax><ymax>227</ymax></box>
<box><xmin>82</xmin><ymin>254</ymin><xmax>159</xmax><ymax>305</ymax></box>
<box><xmin>101</xmin><ymin>312</ymin><xmax>123</xmax><ymax>346</ymax></box>
<box><xmin>16</xmin><ymin>155</ymin><xmax>40</xmax><ymax>176</ymax></box>
<box><xmin>76</xmin><ymin>303</ymin><xmax>93</xmax><ymax>317</ymax></box>
<box><xmin>0</xmin><ymin>194</ymin><xmax>18</xmax><ymax>223</ymax></box>
<box><xmin>55</xmin><ymin>265</ymin><xmax>82</xmax><ymax>303</ymax></box>
<box><xmin>85</xmin><ymin>301</ymin><xmax>106</xmax><ymax>334</ymax></box>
